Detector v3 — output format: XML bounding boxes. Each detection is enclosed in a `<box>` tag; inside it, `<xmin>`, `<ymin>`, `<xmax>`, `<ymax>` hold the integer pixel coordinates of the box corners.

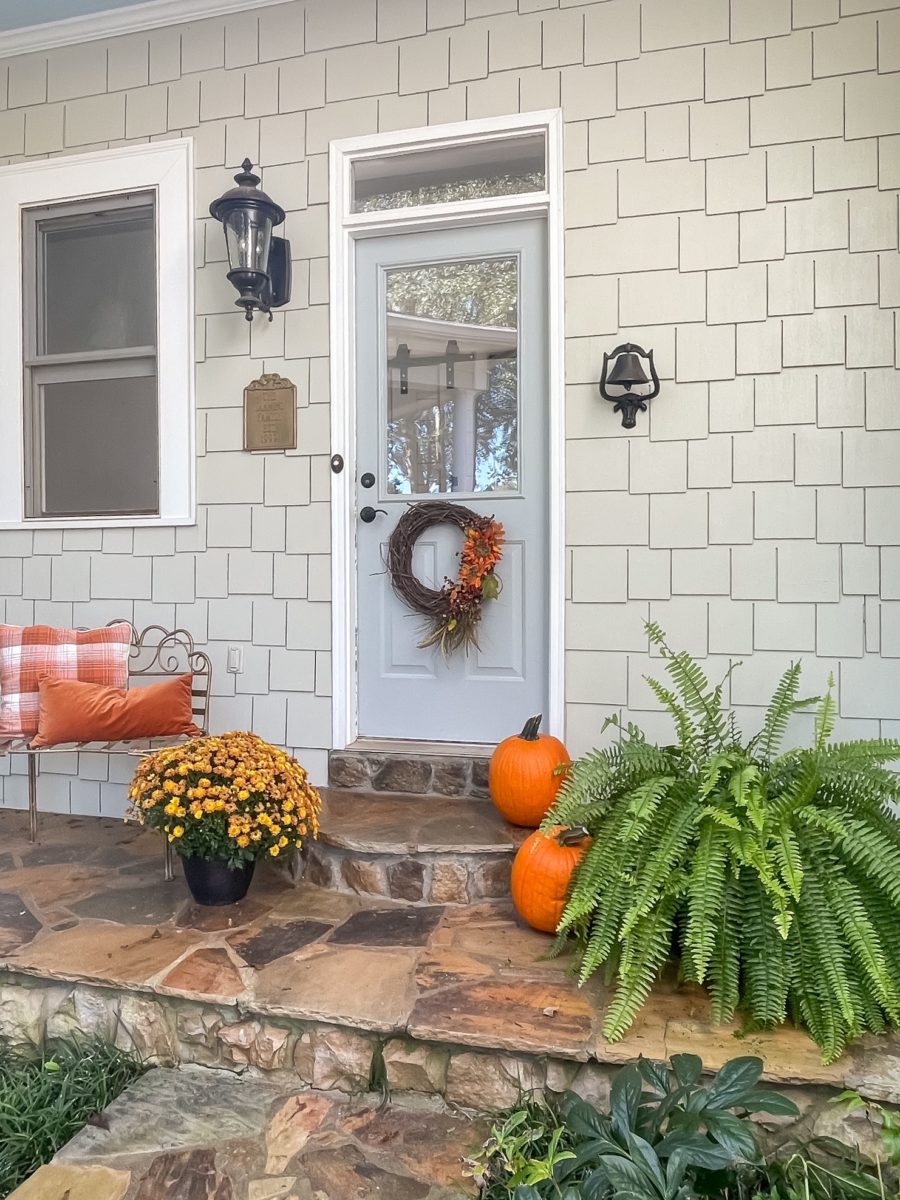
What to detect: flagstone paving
<box><xmin>10</xmin><ymin>1064</ymin><xmax>487</xmax><ymax>1199</ymax></box>
<box><xmin>1</xmin><ymin>808</ymin><xmax>897</xmax><ymax>1100</ymax></box>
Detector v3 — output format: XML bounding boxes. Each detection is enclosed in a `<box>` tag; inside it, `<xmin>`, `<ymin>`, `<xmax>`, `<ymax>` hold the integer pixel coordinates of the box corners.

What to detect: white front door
<box><xmin>354</xmin><ymin>219</ymin><xmax>548</xmax><ymax>744</ymax></box>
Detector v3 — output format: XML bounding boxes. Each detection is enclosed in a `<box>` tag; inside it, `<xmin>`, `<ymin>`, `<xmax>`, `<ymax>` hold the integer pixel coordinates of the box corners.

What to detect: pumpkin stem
<box><xmin>519</xmin><ymin>715</ymin><xmax>543</xmax><ymax>741</ymax></box>
<box><xmin>557</xmin><ymin>826</ymin><xmax>589</xmax><ymax>846</ymax></box>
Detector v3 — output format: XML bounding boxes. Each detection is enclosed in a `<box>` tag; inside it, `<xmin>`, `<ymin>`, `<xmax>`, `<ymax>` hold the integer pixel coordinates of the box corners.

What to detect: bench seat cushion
<box><xmin>31</xmin><ymin>673</ymin><xmax>201</xmax><ymax>748</ymax></box>
<box><xmin>0</xmin><ymin>623</ymin><xmax>132</xmax><ymax>738</ymax></box>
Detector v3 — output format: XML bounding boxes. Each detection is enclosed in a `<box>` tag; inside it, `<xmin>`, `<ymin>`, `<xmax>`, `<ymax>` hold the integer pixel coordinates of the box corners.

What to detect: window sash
<box><xmin>22</xmin><ymin>191</ymin><xmax>160</xmax><ymax>520</ymax></box>
<box><xmin>25</xmin><ymin>355</ymin><xmax>159</xmax><ymax>520</ymax></box>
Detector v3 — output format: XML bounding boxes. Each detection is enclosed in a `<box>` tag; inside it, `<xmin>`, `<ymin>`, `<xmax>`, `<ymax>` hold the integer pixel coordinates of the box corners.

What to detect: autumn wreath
<box><xmin>387</xmin><ymin>500</ymin><xmax>505</xmax><ymax>655</ymax></box>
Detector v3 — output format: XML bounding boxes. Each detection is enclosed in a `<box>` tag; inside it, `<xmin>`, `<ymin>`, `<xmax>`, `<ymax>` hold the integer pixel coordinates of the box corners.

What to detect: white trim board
<box><xmin>0</xmin><ymin>138</ymin><xmax>195</xmax><ymax>529</ymax></box>
<box><xmin>328</xmin><ymin>109</ymin><xmax>566</xmax><ymax>749</ymax></box>
<box><xmin>0</xmin><ymin>0</ymin><xmax>285</xmax><ymax>58</ymax></box>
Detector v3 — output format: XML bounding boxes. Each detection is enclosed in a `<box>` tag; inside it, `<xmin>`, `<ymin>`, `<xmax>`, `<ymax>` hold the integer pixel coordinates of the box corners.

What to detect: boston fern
<box><xmin>545</xmin><ymin>623</ymin><xmax>900</xmax><ymax>1064</ymax></box>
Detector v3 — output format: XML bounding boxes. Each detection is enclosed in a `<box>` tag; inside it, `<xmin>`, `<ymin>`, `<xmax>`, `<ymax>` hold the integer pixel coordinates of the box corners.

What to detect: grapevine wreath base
<box><xmin>387</xmin><ymin>500</ymin><xmax>505</xmax><ymax>655</ymax></box>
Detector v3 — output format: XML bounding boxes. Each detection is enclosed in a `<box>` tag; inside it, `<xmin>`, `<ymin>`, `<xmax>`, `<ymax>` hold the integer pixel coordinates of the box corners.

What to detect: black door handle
<box><xmin>360</xmin><ymin>506</ymin><xmax>387</xmax><ymax>523</ymax></box>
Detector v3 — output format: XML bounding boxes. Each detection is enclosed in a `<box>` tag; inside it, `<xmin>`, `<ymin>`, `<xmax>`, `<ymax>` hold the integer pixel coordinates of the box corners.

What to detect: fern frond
<box><xmin>771</xmin><ymin>825</ymin><xmax>804</xmax><ymax>903</ymax></box>
<box><xmin>559</xmin><ymin>824</ymin><xmax>625</xmax><ymax>928</ymax></box>
<box><xmin>643</xmin><ymin>675</ymin><xmax>697</xmax><ymax>756</ymax></box>
<box><xmin>827</xmin><ymin>870</ymin><xmax>900</xmax><ymax>1022</ymax></box>
<box><xmin>618</xmin><ymin>776</ymin><xmax>676</xmax><ymax>842</ymax></box>
<box><xmin>619</xmin><ymin>790</ymin><xmax>699</xmax><ymax>936</ymax></box>
<box><xmin>684</xmin><ymin>820</ymin><xmax>728</xmax><ymax>982</ymax></box>
<box><xmin>838</xmin><ymin>818</ymin><xmax>900</xmax><ymax>906</ymax></box>
<box><xmin>814</xmin><ymin>678</ymin><xmax>837</xmax><ymax>751</ymax></box>
<box><xmin>601</xmin><ymin>895</ymin><xmax>678</xmax><ymax>1039</ymax></box>
<box><xmin>740</xmin><ymin>870</ymin><xmax>789</xmax><ymax>1027</ymax></box>
<box><xmin>754</xmin><ymin>662</ymin><xmax>818</xmax><ymax>760</ymax></box>
<box><xmin>571</xmin><ymin>869</ymin><xmax>630</xmax><ymax>970</ymax></box>
<box><xmin>706</xmin><ymin>869</ymin><xmax>742</xmax><ymax>1023</ymax></box>
<box><xmin>799</xmin><ymin>857</ymin><xmax>858</xmax><ymax>1034</ymax></box>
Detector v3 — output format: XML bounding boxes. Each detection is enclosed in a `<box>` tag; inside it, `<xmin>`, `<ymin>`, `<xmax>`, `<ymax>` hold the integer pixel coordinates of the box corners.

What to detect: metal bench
<box><xmin>0</xmin><ymin>623</ymin><xmax>212</xmax><ymax>881</ymax></box>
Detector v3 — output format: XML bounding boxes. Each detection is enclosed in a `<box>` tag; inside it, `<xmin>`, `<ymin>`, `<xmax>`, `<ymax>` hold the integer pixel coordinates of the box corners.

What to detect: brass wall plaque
<box><xmin>243</xmin><ymin>373</ymin><xmax>297</xmax><ymax>451</ymax></box>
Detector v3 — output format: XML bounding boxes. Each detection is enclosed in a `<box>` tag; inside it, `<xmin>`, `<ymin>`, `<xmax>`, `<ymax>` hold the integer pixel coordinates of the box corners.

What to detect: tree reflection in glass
<box><xmin>385</xmin><ymin>257</ymin><xmax>519</xmax><ymax>496</ymax></box>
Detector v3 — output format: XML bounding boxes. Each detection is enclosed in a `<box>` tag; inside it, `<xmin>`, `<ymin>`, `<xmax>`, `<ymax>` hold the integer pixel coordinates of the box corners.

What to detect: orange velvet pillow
<box><xmin>31</xmin><ymin>673</ymin><xmax>201</xmax><ymax>748</ymax></box>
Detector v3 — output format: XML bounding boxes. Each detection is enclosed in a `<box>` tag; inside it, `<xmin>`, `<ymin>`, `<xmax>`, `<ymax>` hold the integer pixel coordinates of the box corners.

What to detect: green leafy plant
<box><xmin>467</xmin><ymin>1053</ymin><xmax>797</xmax><ymax>1200</ymax></box>
<box><xmin>0</xmin><ymin>1037</ymin><xmax>144</xmax><ymax>1198</ymax></box>
<box><xmin>753</xmin><ymin>1149</ymin><xmax>889</xmax><ymax>1200</ymax></box>
<box><xmin>831</xmin><ymin>1090</ymin><xmax>900</xmax><ymax>1171</ymax></box>
<box><xmin>545</xmin><ymin>624</ymin><xmax>900</xmax><ymax>1063</ymax></box>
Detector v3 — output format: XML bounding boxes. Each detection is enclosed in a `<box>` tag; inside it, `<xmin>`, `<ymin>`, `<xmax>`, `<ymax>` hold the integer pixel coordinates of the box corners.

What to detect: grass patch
<box><xmin>0</xmin><ymin>1037</ymin><xmax>145</xmax><ymax>1198</ymax></box>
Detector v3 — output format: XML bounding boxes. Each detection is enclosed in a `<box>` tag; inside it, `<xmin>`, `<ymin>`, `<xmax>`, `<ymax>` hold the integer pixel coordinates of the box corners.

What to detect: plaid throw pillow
<box><xmin>0</xmin><ymin>623</ymin><xmax>132</xmax><ymax>738</ymax></box>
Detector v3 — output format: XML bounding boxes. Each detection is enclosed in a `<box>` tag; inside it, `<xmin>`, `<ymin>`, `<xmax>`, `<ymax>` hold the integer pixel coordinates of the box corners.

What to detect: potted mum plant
<box><xmin>128</xmin><ymin>731</ymin><xmax>321</xmax><ymax>905</ymax></box>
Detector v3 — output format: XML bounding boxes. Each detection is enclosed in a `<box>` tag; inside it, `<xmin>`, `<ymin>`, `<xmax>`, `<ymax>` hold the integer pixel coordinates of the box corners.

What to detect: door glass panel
<box><xmin>385</xmin><ymin>256</ymin><xmax>519</xmax><ymax>495</ymax></box>
<box><xmin>352</xmin><ymin>134</ymin><xmax>545</xmax><ymax>213</ymax></box>
<box><xmin>40</xmin><ymin>203</ymin><xmax>156</xmax><ymax>354</ymax></box>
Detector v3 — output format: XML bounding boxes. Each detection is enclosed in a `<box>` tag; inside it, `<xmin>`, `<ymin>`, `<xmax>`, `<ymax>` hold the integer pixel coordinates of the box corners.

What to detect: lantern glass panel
<box><xmin>224</xmin><ymin>207</ymin><xmax>272</xmax><ymax>275</ymax></box>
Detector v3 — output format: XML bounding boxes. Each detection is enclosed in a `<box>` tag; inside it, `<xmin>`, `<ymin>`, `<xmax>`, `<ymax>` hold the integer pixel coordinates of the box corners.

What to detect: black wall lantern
<box><xmin>209</xmin><ymin>159</ymin><xmax>291</xmax><ymax>321</ymax></box>
<box><xmin>598</xmin><ymin>342</ymin><xmax>660</xmax><ymax>429</ymax></box>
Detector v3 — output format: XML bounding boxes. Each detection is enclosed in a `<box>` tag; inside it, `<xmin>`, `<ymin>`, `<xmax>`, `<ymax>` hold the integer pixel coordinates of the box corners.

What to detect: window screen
<box><xmin>23</xmin><ymin>194</ymin><xmax>159</xmax><ymax>519</ymax></box>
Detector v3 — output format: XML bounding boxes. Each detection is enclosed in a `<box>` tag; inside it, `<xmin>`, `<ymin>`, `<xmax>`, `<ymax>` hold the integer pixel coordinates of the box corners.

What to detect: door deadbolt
<box><xmin>359</xmin><ymin>506</ymin><xmax>387</xmax><ymax>523</ymax></box>
<box><xmin>360</xmin><ymin>472</ymin><xmax>375</xmax><ymax>489</ymax></box>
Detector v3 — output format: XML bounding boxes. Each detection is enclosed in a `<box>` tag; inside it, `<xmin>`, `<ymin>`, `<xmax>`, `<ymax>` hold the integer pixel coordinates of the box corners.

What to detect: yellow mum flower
<box><xmin>172</xmin><ymin>825</ymin><xmax>184</xmax><ymax>838</ymax></box>
<box><xmin>269</xmin><ymin>845</ymin><xmax>280</xmax><ymax>856</ymax></box>
<box><xmin>237</xmin><ymin>835</ymin><xmax>249</xmax><ymax>848</ymax></box>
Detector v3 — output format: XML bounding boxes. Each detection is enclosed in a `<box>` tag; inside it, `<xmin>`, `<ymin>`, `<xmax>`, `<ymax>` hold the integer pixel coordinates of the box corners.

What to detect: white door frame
<box><xmin>328</xmin><ymin>109</ymin><xmax>565</xmax><ymax>751</ymax></box>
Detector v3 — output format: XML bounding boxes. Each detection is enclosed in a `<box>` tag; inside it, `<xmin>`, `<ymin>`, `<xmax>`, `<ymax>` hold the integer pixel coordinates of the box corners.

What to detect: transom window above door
<box><xmin>351</xmin><ymin>132</ymin><xmax>546</xmax><ymax>214</ymax></box>
<box><xmin>385</xmin><ymin>254</ymin><xmax>520</xmax><ymax>496</ymax></box>
<box><xmin>345</xmin><ymin>130</ymin><xmax>549</xmax><ymax>223</ymax></box>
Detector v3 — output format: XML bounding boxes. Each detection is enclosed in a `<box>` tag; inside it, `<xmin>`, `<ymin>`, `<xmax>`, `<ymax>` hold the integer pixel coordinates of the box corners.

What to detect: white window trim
<box><xmin>0</xmin><ymin>138</ymin><xmax>195</xmax><ymax>529</ymax></box>
<box><xmin>329</xmin><ymin>109</ymin><xmax>566</xmax><ymax>747</ymax></box>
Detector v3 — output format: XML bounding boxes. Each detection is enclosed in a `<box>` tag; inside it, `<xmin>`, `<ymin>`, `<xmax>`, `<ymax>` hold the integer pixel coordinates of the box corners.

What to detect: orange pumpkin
<box><xmin>489</xmin><ymin>714</ymin><xmax>569</xmax><ymax>827</ymax></box>
<box><xmin>511</xmin><ymin>825</ymin><xmax>591</xmax><ymax>933</ymax></box>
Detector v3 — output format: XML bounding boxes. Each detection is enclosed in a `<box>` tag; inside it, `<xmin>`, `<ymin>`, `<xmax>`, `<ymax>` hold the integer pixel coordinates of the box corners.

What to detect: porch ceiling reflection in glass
<box><xmin>385</xmin><ymin>256</ymin><xmax>519</xmax><ymax>496</ymax></box>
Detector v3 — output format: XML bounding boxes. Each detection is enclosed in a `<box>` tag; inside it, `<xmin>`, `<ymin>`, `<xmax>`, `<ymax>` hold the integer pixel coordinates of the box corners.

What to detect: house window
<box><xmin>23</xmin><ymin>195</ymin><xmax>159</xmax><ymax>519</ymax></box>
<box><xmin>351</xmin><ymin>132</ymin><xmax>546</xmax><ymax>213</ymax></box>
<box><xmin>0</xmin><ymin>139</ymin><xmax>194</xmax><ymax>528</ymax></box>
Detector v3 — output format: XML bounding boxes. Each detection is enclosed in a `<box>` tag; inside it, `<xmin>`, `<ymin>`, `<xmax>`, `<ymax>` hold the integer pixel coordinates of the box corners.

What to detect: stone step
<box><xmin>17</xmin><ymin>1063</ymin><xmax>485</xmax><ymax>1199</ymax></box>
<box><xmin>2</xmin><ymin>812</ymin><xmax>892</xmax><ymax>1130</ymax></box>
<box><xmin>328</xmin><ymin>748</ymin><xmax>492</xmax><ymax>799</ymax></box>
<box><xmin>304</xmin><ymin>788</ymin><xmax>527</xmax><ymax>905</ymax></box>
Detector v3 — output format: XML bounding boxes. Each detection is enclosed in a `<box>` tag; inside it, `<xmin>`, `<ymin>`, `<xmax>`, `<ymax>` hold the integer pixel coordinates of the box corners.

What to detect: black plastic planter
<box><xmin>181</xmin><ymin>855</ymin><xmax>255</xmax><ymax>906</ymax></box>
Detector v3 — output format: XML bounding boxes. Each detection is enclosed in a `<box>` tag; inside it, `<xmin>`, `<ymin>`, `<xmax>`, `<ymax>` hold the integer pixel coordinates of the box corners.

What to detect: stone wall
<box><xmin>0</xmin><ymin>968</ymin><xmax>896</xmax><ymax>1158</ymax></box>
<box><xmin>0</xmin><ymin>0</ymin><xmax>897</xmax><ymax>815</ymax></box>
